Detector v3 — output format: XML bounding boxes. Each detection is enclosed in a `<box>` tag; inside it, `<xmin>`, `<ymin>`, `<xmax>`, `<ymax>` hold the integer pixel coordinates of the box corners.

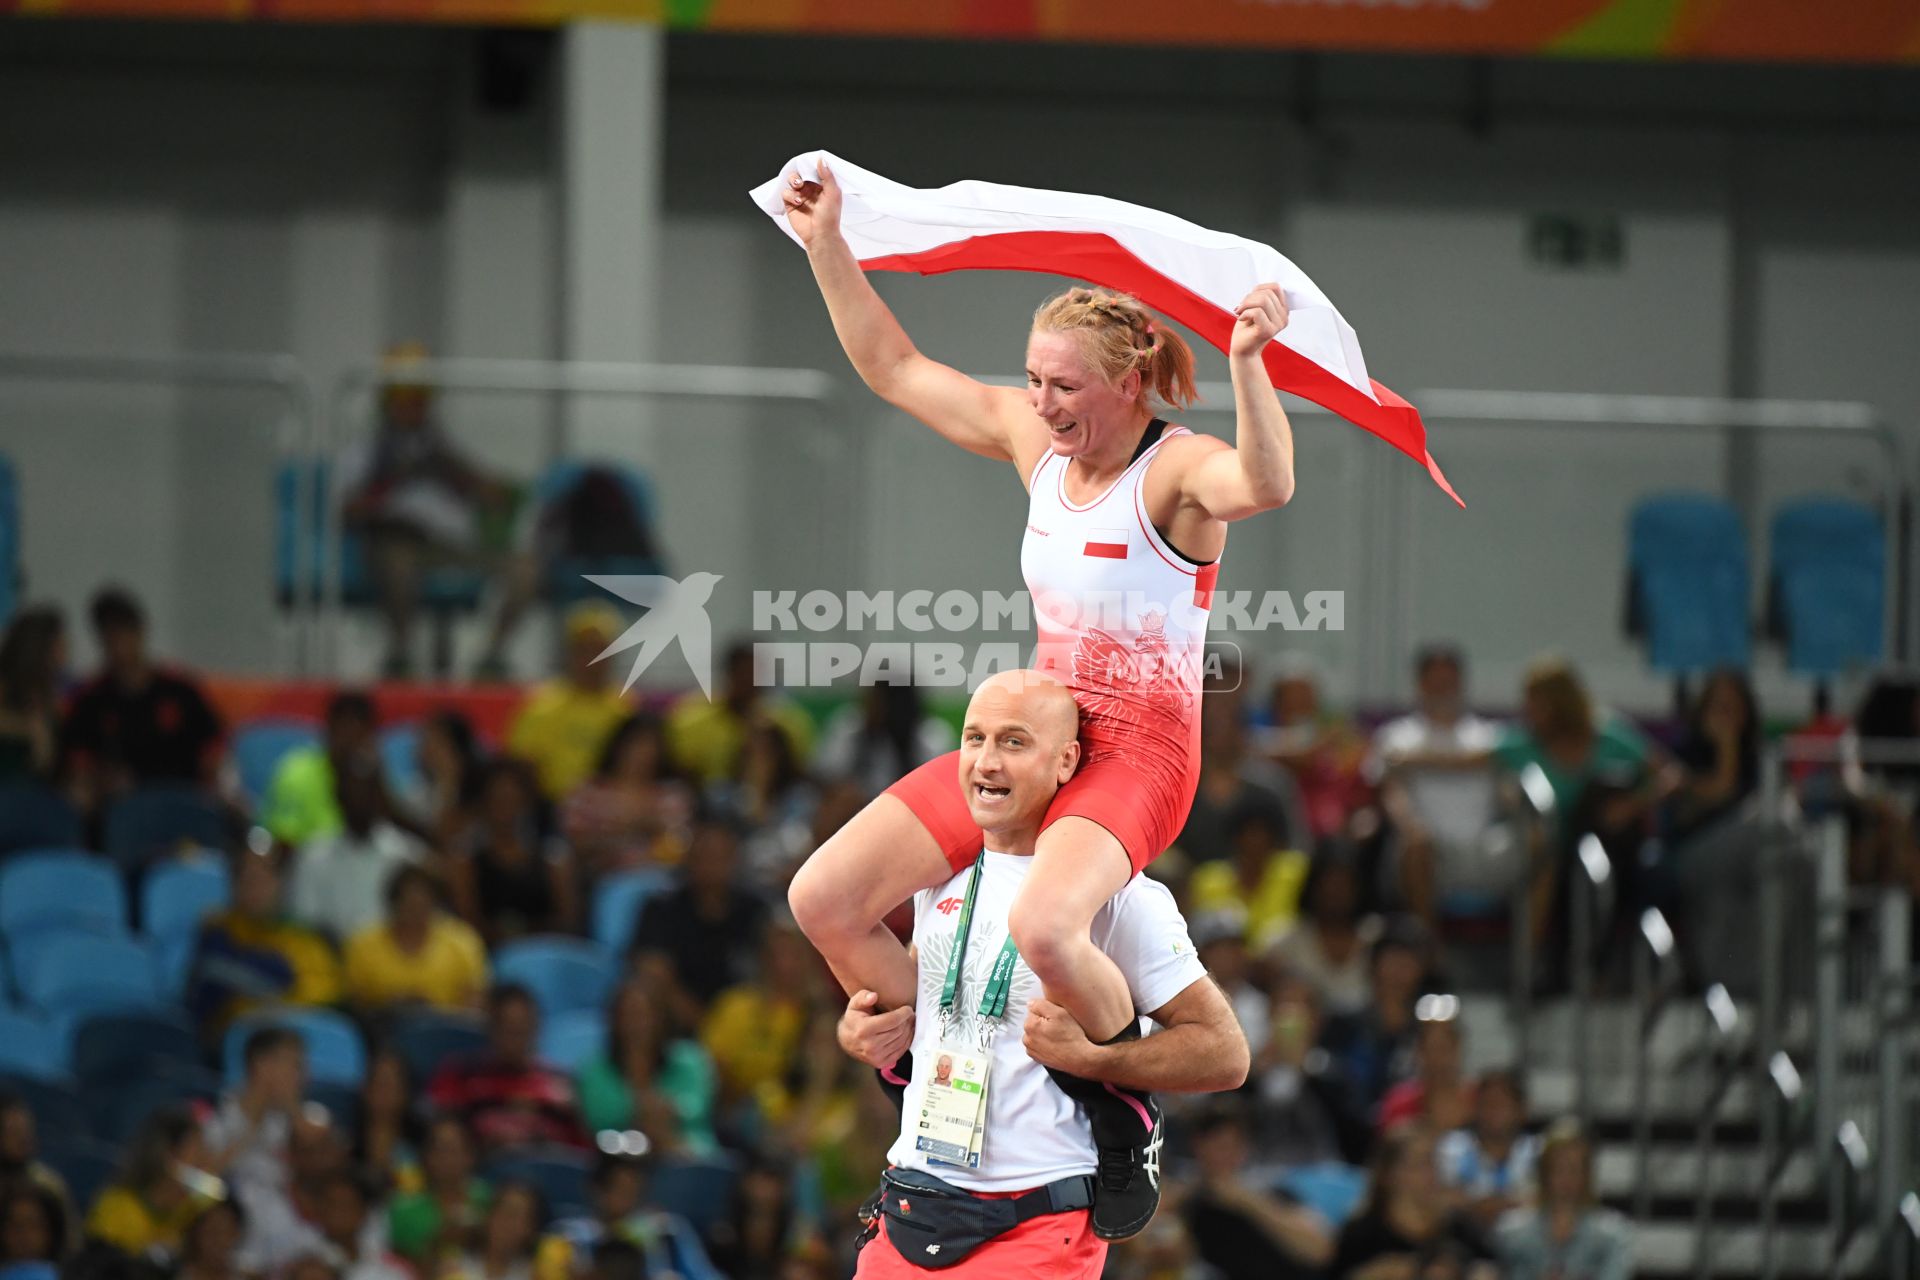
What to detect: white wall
<box><xmin>0</xmin><ymin>26</ymin><xmax>1915</xmax><ymax>718</ymax></box>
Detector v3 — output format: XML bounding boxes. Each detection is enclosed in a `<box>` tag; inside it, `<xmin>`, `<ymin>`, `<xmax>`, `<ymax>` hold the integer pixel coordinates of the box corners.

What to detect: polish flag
<box><xmin>1084</xmin><ymin>529</ymin><xmax>1129</xmax><ymax>560</ymax></box>
<box><xmin>750</xmin><ymin>150</ymin><xmax>1459</xmax><ymax>506</ymax></box>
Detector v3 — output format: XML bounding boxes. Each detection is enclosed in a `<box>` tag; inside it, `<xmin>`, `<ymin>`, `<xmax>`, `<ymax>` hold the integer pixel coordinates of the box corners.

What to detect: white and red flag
<box><xmin>750</xmin><ymin>150</ymin><xmax>1458</xmax><ymax>506</ymax></box>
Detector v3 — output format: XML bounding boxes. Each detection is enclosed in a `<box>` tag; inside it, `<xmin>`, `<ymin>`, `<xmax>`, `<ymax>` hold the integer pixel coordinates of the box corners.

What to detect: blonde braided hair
<box><xmin>1031</xmin><ymin>287</ymin><xmax>1199</xmax><ymax>410</ymax></box>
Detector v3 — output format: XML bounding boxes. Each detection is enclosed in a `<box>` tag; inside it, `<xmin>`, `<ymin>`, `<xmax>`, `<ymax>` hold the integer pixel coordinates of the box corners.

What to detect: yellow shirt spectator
<box><xmin>1190</xmin><ymin>848</ymin><xmax>1311</xmax><ymax>952</ymax></box>
<box><xmin>345</xmin><ymin>913</ymin><xmax>489</xmax><ymax>1012</ymax></box>
<box><xmin>701</xmin><ymin>986</ymin><xmax>809</xmax><ymax>1111</ymax></box>
<box><xmin>508</xmin><ymin>680</ymin><xmax>631</xmax><ymax>801</ymax></box>
<box><xmin>87</xmin><ymin>1186</ymin><xmax>213</xmax><ymax>1256</ymax></box>
<box><xmin>666</xmin><ymin>694</ymin><xmax>814</xmax><ymax>786</ymax></box>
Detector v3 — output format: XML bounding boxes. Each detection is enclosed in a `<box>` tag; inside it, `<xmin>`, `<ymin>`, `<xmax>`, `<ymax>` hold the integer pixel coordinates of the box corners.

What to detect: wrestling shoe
<box><xmin>1046</xmin><ymin>1022</ymin><xmax>1164</xmax><ymax>1241</ymax></box>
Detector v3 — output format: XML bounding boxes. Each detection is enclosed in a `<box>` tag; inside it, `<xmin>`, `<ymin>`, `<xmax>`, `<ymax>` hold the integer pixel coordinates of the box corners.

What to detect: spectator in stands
<box><xmin>1495</xmin><ymin>658</ymin><xmax>1660</xmax><ymax>987</ymax></box>
<box><xmin>174</xmin><ymin>1201</ymin><xmax>244</xmax><ymax>1280</ymax></box>
<box><xmin>576</xmin><ymin>978</ymin><xmax>718</xmax><ymax>1156</ymax></box>
<box><xmin>1178</xmin><ymin>651</ymin><xmax>1304</xmax><ymax>865</ymax></box>
<box><xmin>289</xmin><ymin>754</ymin><xmax>427</xmax><ymax>944</ymax></box>
<box><xmin>1664</xmin><ymin>668</ymin><xmax>1760</xmax><ymax>845</ymax></box>
<box><xmin>0</xmin><ymin>1180</ymin><xmax>67</xmax><ymax>1268</ymax></box>
<box><xmin>311</xmin><ymin>1171</ymin><xmax>409</xmax><ymax>1280</ymax></box>
<box><xmin>629</xmin><ymin>817</ymin><xmax>769</xmax><ymax>1030</ymax></box>
<box><xmin>1256</xmin><ymin>658</ymin><xmax>1373</xmax><ymax>842</ymax></box>
<box><xmin>386</xmin><ymin>1115</ymin><xmax>487</xmax><ymax>1270</ymax></box>
<box><xmin>1189</xmin><ymin>803</ymin><xmax>1310</xmax><ymax>952</ymax></box>
<box><xmin>202</xmin><ymin>1027</ymin><xmax>307</xmax><ymax>1200</ymax></box>
<box><xmin>233</xmin><ymin>1109</ymin><xmax>356</xmax><ymax>1275</ymax></box>
<box><xmin>0</xmin><ymin>605</ymin><xmax>65</xmax><ymax>783</ymax></box>
<box><xmin>188</xmin><ymin>847</ymin><xmax>342</xmax><ymax>1041</ymax></box>
<box><xmin>287</xmin><ymin>1256</ymin><xmax>343</xmax><ymax>1280</ymax></box>
<box><xmin>545</xmin><ymin>1152</ymin><xmax>713</xmax><ymax>1280</ymax></box>
<box><xmin>1332</xmin><ymin>1126</ymin><xmax>1496</xmax><ymax>1279</ymax></box>
<box><xmin>351</xmin><ymin>1049</ymin><xmax>419</xmax><ymax>1194</ymax></box>
<box><xmin>61</xmin><ymin>587</ymin><xmax>224</xmax><ymax>810</ymax></box>
<box><xmin>1494</xmin><ymin>1121</ymin><xmax>1631</xmax><ymax>1280</ymax></box>
<box><xmin>1371</xmin><ymin>644</ymin><xmax>1514</xmax><ymax>931</ymax></box>
<box><xmin>86</xmin><ymin>1106</ymin><xmax>218</xmax><ymax>1260</ymax></box>
<box><xmin>449</xmin><ymin>758</ymin><xmax>576</xmax><ymax>947</ymax></box>
<box><xmin>345</xmin><ymin>864</ymin><xmax>489</xmax><ymax>1015</ymax></box>
<box><xmin>340</xmin><ymin>342</ymin><xmax>511</xmax><ymax>680</ymax></box>
<box><xmin>1246</xmin><ymin>970</ymin><xmax>1371</xmax><ymax>1172</ymax></box>
<box><xmin>562</xmin><ymin>712</ymin><xmax>695</xmax><ymax>881</ymax></box>
<box><xmin>262</xmin><ymin>693</ymin><xmax>378</xmax><ymax>848</ymax></box>
<box><xmin>398</xmin><ymin>709</ymin><xmax>481</xmax><ymax>847</ymax></box>
<box><xmin>440</xmin><ymin>1182</ymin><xmax>545</xmax><ymax>1280</ymax></box>
<box><xmin>0</xmin><ymin>1093</ymin><xmax>73</xmax><ymax>1236</ymax></box>
<box><xmin>1181</xmin><ymin>1102</ymin><xmax>1335</xmax><ymax>1280</ymax></box>
<box><xmin>428</xmin><ymin>984</ymin><xmax>588</xmax><ymax>1154</ymax></box>
<box><xmin>1270</xmin><ymin>851</ymin><xmax>1375</xmax><ymax>1018</ymax></box>
<box><xmin>1439</xmin><ymin>1069</ymin><xmax>1539</xmax><ymax>1232</ymax></box>
<box><xmin>507</xmin><ymin>604</ymin><xmax>633</xmax><ymax>803</ymax></box>
<box><xmin>1191</xmin><ymin>907</ymin><xmax>1269</xmax><ymax>1060</ymax></box>
<box><xmin>1377</xmin><ymin>1006</ymin><xmax>1472</xmax><ymax>1136</ymax></box>
<box><xmin>704</xmin><ymin>1154</ymin><xmax>819</xmax><ymax>1280</ymax></box>
<box><xmin>701</xmin><ymin>918</ymin><xmax>823</xmax><ymax>1117</ymax></box>
<box><xmin>813</xmin><ymin>681</ymin><xmax>953</xmax><ymax>797</ymax></box>
<box><xmin>1320</xmin><ymin>918</ymin><xmax>1430</xmax><ymax>1114</ymax></box>
<box><xmin>714</xmin><ymin>721</ymin><xmax>817</xmax><ymax>882</ymax></box>
<box><xmin>666</xmin><ymin>641</ymin><xmax>812</xmax><ymax>787</ymax></box>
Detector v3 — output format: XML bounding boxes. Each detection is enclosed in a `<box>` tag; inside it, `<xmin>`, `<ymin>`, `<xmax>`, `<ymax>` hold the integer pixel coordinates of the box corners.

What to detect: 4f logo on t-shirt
<box><xmin>935</xmin><ymin>897</ymin><xmax>964</xmax><ymax>916</ymax></box>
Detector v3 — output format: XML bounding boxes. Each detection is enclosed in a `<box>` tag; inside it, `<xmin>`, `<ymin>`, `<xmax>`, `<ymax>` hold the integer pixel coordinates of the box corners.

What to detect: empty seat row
<box><xmin>1626</xmin><ymin>494</ymin><xmax>1884</xmax><ymax>676</ymax></box>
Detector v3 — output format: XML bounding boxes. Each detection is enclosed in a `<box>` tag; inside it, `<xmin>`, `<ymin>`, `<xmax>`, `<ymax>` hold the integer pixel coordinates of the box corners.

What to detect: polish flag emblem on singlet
<box><xmin>1084</xmin><ymin>528</ymin><xmax>1128</xmax><ymax>559</ymax></box>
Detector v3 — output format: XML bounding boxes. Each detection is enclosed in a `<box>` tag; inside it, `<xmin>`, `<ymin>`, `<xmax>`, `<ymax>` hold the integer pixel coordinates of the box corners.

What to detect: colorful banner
<box><xmin>7</xmin><ymin>0</ymin><xmax>1920</xmax><ymax>64</ymax></box>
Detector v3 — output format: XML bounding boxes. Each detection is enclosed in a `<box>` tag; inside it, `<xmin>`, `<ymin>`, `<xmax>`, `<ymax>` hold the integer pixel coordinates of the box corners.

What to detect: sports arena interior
<box><xmin>0</xmin><ymin>5</ymin><xmax>1917</xmax><ymax>1279</ymax></box>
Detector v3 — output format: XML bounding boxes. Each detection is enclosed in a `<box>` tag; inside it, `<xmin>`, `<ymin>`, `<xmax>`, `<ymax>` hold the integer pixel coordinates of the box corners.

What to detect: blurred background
<box><xmin>0</xmin><ymin>5</ymin><xmax>1916</xmax><ymax>1280</ymax></box>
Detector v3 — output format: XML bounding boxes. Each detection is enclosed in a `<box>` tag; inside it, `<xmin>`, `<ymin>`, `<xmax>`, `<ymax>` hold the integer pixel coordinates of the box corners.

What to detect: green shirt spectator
<box><xmin>575</xmin><ymin>1043</ymin><xmax>718</xmax><ymax>1157</ymax></box>
<box><xmin>388</xmin><ymin>1179</ymin><xmax>490</xmax><ymax>1263</ymax></box>
<box><xmin>261</xmin><ymin>691</ymin><xmax>378</xmax><ymax>846</ymax></box>
<box><xmin>388</xmin><ymin>1115</ymin><xmax>488</xmax><ymax>1267</ymax></box>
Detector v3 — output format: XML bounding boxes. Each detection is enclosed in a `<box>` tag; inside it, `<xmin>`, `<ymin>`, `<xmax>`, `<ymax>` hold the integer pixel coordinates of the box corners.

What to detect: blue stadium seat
<box><xmin>1278</xmin><ymin>1161</ymin><xmax>1370</xmax><ymax>1227</ymax></box>
<box><xmin>151</xmin><ymin>933</ymin><xmax>200</xmax><ymax>1000</ymax></box>
<box><xmin>231</xmin><ymin>719</ymin><xmax>322</xmax><ymax>805</ymax></box>
<box><xmin>0</xmin><ymin>1262</ymin><xmax>57</xmax><ymax>1280</ymax></box>
<box><xmin>1768</xmin><ymin>498</ymin><xmax>1885</xmax><ymax>676</ymax></box>
<box><xmin>70</xmin><ymin>1010</ymin><xmax>204</xmax><ymax>1092</ymax></box>
<box><xmin>307</xmin><ymin>1082</ymin><xmax>362</xmax><ymax>1133</ymax></box>
<box><xmin>380</xmin><ymin>722</ymin><xmax>423</xmax><ymax>801</ymax></box>
<box><xmin>0</xmin><ymin>852</ymin><xmax>128</xmax><ymax>941</ymax></box>
<box><xmin>649</xmin><ymin>1156</ymin><xmax>739</xmax><ymax>1238</ymax></box>
<box><xmin>141</xmin><ymin>857</ymin><xmax>230</xmax><ymax>941</ymax></box>
<box><xmin>11</xmin><ymin>934</ymin><xmax>162</xmax><ymax>1016</ymax></box>
<box><xmin>485</xmin><ymin>1147</ymin><xmax>592</xmax><ymax>1221</ymax></box>
<box><xmin>390</xmin><ymin>1011</ymin><xmax>489</xmax><ymax>1084</ymax></box>
<box><xmin>495</xmin><ymin>937</ymin><xmax>617</xmax><ymax>1019</ymax></box>
<box><xmin>0</xmin><ymin>1011</ymin><xmax>64</xmax><ymax>1082</ymax></box>
<box><xmin>100</xmin><ymin>1065</ymin><xmax>222</xmax><ymax>1146</ymax></box>
<box><xmin>0</xmin><ymin>785</ymin><xmax>82</xmax><ymax>860</ymax></box>
<box><xmin>531</xmin><ymin>461</ymin><xmax>665</xmax><ymax>603</ymax></box>
<box><xmin>224</xmin><ymin>1008</ymin><xmax>367</xmax><ymax>1088</ymax></box>
<box><xmin>102</xmin><ymin>786</ymin><xmax>228</xmax><ymax>874</ymax></box>
<box><xmin>590</xmin><ymin>869</ymin><xmax>672</xmax><ymax>957</ymax></box>
<box><xmin>1625</xmin><ymin>494</ymin><xmax>1751</xmax><ymax>672</ymax></box>
<box><xmin>38</xmin><ymin>1134</ymin><xmax>123</xmax><ymax>1209</ymax></box>
<box><xmin>537</xmin><ymin>1009</ymin><xmax>606</xmax><ymax>1073</ymax></box>
<box><xmin>0</xmin><ymin>1074</ymin><xmax>88</xmax><ymax>1143</ymax></box>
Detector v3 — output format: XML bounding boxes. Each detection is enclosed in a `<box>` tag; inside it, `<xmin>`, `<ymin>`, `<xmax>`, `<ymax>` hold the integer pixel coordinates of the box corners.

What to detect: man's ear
<box><xmin>1057</xmin><ymin>739</ymin><xmax>1082</xmax><ymax>786</ymax></box>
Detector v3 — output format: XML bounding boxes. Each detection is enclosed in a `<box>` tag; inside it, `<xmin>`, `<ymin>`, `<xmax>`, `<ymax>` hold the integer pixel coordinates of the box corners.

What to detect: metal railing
<box><xmin>1695</xmin><ymin>980</ymin><xmax>1745</xmax><ymax>1280</ymax></box>
<box><xmin>1632</xmin><ymin>906</ymin><xmax>1683</xmax><ymax>1222</ymax></box>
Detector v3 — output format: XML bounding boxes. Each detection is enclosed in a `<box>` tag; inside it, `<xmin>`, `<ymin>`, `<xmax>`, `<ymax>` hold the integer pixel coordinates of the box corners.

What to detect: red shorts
<box><xmin>887</xmin><ymin>743</ymin><xmax>1199</xmax><ymax>877</ymax></box>
<box><xmin>854</xmin><ymin>1207</ymin><xmax>1106</xmax><ymax>1279</ymax></box>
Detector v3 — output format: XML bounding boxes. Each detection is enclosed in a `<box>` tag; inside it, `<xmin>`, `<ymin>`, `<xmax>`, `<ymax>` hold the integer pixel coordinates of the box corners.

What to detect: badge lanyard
<box><xmin>937</xmin><ymin>853</ymin><xmax>1021</xmax><ymax>1042</ymax></box>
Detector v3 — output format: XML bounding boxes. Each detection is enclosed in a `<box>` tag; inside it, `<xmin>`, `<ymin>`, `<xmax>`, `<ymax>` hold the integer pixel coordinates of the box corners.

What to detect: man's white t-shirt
<box><xmin>884</xmin><ymin>850</ymin><xmax>1207</xmax><ymax>1193</ymax></box>
<box><xmin>1367</xmin><ymin>712</ymin><xmax>1502</xmax><ymax>850</ymax></box>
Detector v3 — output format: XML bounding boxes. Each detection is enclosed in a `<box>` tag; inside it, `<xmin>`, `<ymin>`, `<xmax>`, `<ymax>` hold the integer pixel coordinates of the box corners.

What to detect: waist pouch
<box><xmin>871</xmin><ymin>1166</ymin><xmax>1094</xmax><ymax>1269</ymax></box>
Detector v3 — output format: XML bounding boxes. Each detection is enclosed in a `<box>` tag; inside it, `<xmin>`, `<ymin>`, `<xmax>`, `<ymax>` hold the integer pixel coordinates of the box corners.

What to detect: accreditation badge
<box><xmin>913</xmin><ymin>1039</ymin><xmax>993</xmax><ymax>1169</ymax></box>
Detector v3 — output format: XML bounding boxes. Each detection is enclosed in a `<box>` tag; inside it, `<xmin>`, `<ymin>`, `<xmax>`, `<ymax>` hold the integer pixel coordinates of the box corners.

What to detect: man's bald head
<box><xmin>970</xmin><ymin>668</ymin><xmax>1080</xmax><ymax>754</ymax></box>
<box><xmin>960</xmin><ymin>670</ymin><xmax>1083</xmax><ymax>850</ymax></box>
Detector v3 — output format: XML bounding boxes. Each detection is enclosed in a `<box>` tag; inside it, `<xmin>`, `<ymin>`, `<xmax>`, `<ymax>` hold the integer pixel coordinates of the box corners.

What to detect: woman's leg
<box><xmin>1006</xmin><ymin>816</ymin><xmax>1137</xmax><ymax>1042</ymax></box>
<box><xmin>788</xmin><ymin>792</ymin><xmax>952</xmax><ymax>1011</ymax></box>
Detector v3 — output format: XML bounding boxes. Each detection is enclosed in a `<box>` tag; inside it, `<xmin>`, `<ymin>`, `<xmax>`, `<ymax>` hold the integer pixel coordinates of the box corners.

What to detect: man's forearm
<box><xmin>1076</xmin><ymin>1018</ymin><xmax>1247</xmax><ymax>1093</ymax></box>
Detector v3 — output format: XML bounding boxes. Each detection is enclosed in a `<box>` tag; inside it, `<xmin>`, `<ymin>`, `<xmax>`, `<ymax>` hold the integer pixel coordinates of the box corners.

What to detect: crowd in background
<box><xmin>3</xmin><ymin>581</ymin><xmax>1920</xmax><ymax>1280</ymax></box>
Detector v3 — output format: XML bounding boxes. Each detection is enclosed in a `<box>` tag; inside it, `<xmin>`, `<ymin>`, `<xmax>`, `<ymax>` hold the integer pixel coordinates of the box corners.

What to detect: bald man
<box><xmin>837</xmin><ymin>671</ymin><xmax>1249</xmax><ymax>1277</ymax></box>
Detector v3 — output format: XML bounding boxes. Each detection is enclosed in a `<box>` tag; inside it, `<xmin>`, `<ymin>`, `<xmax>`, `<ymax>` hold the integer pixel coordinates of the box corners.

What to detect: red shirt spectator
<box><xmin>427</xmin><ymin>985</ymin><xmax>589</xmax><ymax>1153</ymax></box>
